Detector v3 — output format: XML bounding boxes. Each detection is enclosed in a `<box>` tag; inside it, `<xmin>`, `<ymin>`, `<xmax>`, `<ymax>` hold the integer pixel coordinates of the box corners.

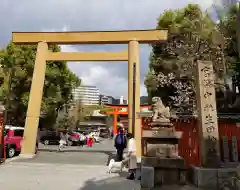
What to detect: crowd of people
<box><xmin>58</xmin><ymin>132</ymin><xmax>96</xmax><ymax>151</ymax></box>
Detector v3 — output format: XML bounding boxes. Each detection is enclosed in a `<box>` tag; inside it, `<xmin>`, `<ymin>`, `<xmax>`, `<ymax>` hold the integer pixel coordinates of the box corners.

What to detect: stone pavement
<box><xmin>0</xmin><ymin>139</ymin><xmax>139</xmax><ymax>190</ymax></box>
<box><xmin>13</xmin><ymin>139</ymin><xmax>116</xmax><ymax>165</ymax></box>
<box><xmin>0</xmin><ymin>139</ymin><xmax>201</xmax><ymax>190</ymax></box>
<box><xmin>0</xmin><ymin>161</ymin><xmax>202</xmax><ymax>190</ymax></box>
<box><xmin>0</xmin><ymin>161</ymin><xmax>139</xmax><ymax>190</ymax></box>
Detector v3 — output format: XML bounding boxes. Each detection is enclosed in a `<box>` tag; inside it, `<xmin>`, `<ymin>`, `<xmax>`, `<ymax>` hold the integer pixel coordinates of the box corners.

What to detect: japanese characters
<box><xmin>196</xmin><ymin>61</ymin><xmax>220</xmax><ymax>167</ymax></box>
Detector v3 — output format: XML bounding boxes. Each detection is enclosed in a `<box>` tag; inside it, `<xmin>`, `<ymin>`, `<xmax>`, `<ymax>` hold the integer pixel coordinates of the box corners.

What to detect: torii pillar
<box><xmin>128</xmin><ymin>40</ymin><xmax>141</xmax><ymax>158</ymax></box>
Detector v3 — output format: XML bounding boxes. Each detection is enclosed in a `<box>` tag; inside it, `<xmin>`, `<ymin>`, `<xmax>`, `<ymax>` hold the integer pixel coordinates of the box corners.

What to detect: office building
<box><xmin>72</xmin><ymin>85</ymin><xmax>100</xmax><ymax>105</ymax></box>
<box><xmin>99</xmin><ymin>95</ymin><xmax>114</xmax><ymax>105</ymax></box>
<box><xmin>140</xmin><ymin>96</ymin><xmax>148</xmax><ymax>104</ymax></box>
<box><xmin>113</xmin><ymin>96</ymin><xmax>127</xmax><ymax>104</ymax></box>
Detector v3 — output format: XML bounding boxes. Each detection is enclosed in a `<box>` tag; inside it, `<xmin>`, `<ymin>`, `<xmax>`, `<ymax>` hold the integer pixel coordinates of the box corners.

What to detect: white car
<box><xmin>86</xmin><ymin>132</ymin><xmax>101</xmax><ymax>143</ymax></box>
<box><xmin>70</xmin><ymin>132</ymin><xmax>86</xmax><ymax>146</ymax></box>
<box><xmin>79</xmin><ymin>133</ymin><xmax>86</xmax><ymax>141</ymax></box>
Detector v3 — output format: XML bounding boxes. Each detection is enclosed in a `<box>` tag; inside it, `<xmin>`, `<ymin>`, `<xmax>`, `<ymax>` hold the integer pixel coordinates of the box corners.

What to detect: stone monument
<box><xmin>191</xmin><ymin>61</ymin><xmax>240</xmax><ymax>189</ymax></box>
<box><xmin>151</xmin><ymin>97</ymin><xmax>171</xmax><ymax>124</ymax></box>
<box><xmin>137</xmin><ymin>97</ymin><xmax>186</xmax><ymax>189</ymax></box>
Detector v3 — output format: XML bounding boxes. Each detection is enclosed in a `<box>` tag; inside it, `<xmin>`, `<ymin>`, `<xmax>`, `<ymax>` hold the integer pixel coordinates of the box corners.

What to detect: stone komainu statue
<box><xmin>152</xmin><ymin>97</ymin><xmax>171</xmax><ymax>123</ymax></box>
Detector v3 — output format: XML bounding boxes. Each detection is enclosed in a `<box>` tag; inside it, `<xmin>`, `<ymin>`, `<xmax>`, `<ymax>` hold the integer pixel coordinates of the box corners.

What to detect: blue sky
<box><xmin>0</xmin><ymin>0</ymin><xmax>213</xmax><ymax>98</ymax></box>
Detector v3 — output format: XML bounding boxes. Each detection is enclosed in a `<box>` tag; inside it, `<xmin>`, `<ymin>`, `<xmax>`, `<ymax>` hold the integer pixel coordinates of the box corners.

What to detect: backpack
<box><xmin>116</xmin><ymin>134</ymin><xmax>125</xmax><ymax>147</ymax></box>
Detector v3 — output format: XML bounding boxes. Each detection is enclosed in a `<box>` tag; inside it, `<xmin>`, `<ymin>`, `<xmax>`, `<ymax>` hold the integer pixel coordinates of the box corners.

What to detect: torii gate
<box><xmin>12</xmin><ymin>30</ymin><xmax>168</xmax><ymax>159</ymax></box>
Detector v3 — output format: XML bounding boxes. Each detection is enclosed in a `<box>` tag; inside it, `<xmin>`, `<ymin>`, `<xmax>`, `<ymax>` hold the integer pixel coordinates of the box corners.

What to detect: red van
<box><xmin>4</xmin><ymin>125</ymin><xmax>24</xmax><ymax>158</ymax></box>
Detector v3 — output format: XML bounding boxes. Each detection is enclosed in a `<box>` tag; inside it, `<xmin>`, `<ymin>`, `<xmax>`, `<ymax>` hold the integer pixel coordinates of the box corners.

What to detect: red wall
<box><xmin>173</xmin><ymin>120</ymin><xmax>240</xmax><ymax>167</ymax></box>
<box><xmin>173</xmin><ymin>120</ymin><xmax>200</xmax><ymax>167</ymax></box>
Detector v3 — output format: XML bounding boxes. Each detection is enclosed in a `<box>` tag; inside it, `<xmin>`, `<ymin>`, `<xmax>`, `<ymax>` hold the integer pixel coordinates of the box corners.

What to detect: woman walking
<box><xmin>123</xmin><ymin>133</ymin><xmax>137</xmax><ymax>180</ymax></box>
<box><xmin>58</xmin><ymin>132</ymin><xmax>67</xmax><ymax>152</ymax></box>
<box><xmin>87</xmin><ymin>135</ymin><xmax>94</xmax><ymax>147</ymax></box>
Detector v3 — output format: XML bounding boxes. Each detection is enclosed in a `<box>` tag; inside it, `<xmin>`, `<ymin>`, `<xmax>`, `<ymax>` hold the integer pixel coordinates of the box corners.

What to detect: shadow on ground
<box><xmin>78</xmin><ymin>175</ymin><xmax>199</xmax><ymax>190</ymax></box>
<box><xmin>79</xmin><ymin>175</ymin><xmax>139</xmax><ymax>190</ymax></box>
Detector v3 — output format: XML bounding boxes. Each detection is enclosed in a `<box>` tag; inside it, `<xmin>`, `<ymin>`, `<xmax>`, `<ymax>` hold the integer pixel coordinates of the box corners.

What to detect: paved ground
<box><xmin>0</xmin><ymin>139</ymin><xmax>140</xmax><ymax>190</ymax></box>
<box><xmin>0</xmin><ymin>139</ymin><xmax>200</xmax><ymax>190</ymax></box>
<box><xmin>13</xmin><ymin>139</ymin><xmax>116</xmax><ymax>165</ymax></box>
<box><xmin>0</xmin><ymin>162</ymin><xmax>139</xmax><ymax>190</ymax></box>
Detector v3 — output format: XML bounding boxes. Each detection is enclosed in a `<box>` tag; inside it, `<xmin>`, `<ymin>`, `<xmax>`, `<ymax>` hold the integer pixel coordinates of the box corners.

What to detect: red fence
<box><xmin>173</xmin><ymin>120</ymin><xmax>240</xmax><ymax>167</ymax></box>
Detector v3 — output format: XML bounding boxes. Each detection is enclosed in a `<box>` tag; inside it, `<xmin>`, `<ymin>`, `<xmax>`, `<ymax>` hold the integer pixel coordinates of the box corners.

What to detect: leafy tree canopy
<box><xmin>145</xmin><ymin>4</ymin><xmax>230</xmax><ymax>114</ymax></box>
<box><xmin>0</xmin><ymin>42</ymin><xmax>80</xmax><ymax>127</ymax></box>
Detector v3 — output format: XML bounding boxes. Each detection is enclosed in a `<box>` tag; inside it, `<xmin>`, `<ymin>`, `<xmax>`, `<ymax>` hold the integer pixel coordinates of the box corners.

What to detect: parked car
<box><xmin>4</xmin><ymin>125</ymin><xmax>39</xmax><ymax>158</ymax></box>
<box><xmin>40</xmin><ymin>131</ymin><xmax>61</xmax><ymax>145</ymax></box>
<box><xmin>4</xmin><ymin>125</ymin><xmax>24</xmax><ymax>158</ymax></box>
<box><xmin>69</xmin><ymin>132</ymin><xmax>86</xmax><ymax>146</ymax></box>
<box><xmin>98</xmin><ymin>128</ymin><xmax>110</xmax><ymax>138</ymax></box>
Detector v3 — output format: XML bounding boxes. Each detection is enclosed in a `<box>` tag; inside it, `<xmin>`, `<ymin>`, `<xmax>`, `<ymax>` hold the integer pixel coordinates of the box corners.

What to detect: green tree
<box><xmin>144</xmin><ymin>4</ymin><xmax>227</xmax><ymax>113</ymax></box>
<box><xmin>218</xmin><ymin>4</ymin><xmax>240</xmax><ymax>75</ymax></box>
<box><xmin>72</xmin><ymin>101</ymin><xmax>102</xmax><ymax>126</ymax></box>
<box><xmin>56</xmin><ymin>111</ymin><xmax>75</xmax><ymax>130</ymax></box>
<box><xmin>0</xmin><ymin>42</ymin><xmax>80</xmax><ymax>127</ymax></box>
<box><xmin>213</xmin><ymin>3</ymin><xmax>240</xmax><ymax>111</ymax></box>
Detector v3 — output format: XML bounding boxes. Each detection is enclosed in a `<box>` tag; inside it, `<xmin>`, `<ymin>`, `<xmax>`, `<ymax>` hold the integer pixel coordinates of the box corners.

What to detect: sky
<box><xmin>0</xmin><ymin>0</ymin><xmax>214</xmax><ymax>99</ymax></box>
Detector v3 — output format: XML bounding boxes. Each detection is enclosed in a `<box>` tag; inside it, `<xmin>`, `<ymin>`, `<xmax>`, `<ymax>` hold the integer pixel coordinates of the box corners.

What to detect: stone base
<box><xmin>141</xmin><ymin>157</ymin><xmax>186</xmax><ymax>188</ymax></box>
<box><xmin>142</xmin><ymin>128</ymin><xmax>182</xmax><ymax>139</ymax></box>
<box><xmin>142</xmin><ymin>157</ymin><xmax>185</xmax><ymax>168</ymax></box>
<box><xmin>190</xmin><ymin>165</ymin><xmax>240</xmax><ymax>189</ymax></box>
<box><xmin>19</xmin><ymin>153</ymin><xmax>36</xmax><ymax>159</ymax></box>
<box><xmin>146</xmin><ymin>143</ymin><xmax>179</xmax><ymax>157</ymax></box>
<box><xmin>150</xmin><ymin>122</ymin><xmax>173</xmax><ymax>127</ymax></box>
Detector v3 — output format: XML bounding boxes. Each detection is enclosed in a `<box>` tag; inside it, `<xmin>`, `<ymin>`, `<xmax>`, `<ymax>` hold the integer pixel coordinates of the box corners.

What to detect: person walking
<box><xmin>58</xmin><ymin>131</ymin><xmax>67</xmax><ymax>152</ymax></box>
<box><xmin>90</xmin><ymin>135</ymin><xmax>94</xmax><ymax>147</ymax></box>
<box><xmin>87</xmin><ymin>136</ymin><xmax>90</xmax><ymax>147</ymax></box>
<box><xmin>123</xmin><ymin>133</ymin><xmax>138</xmax><ymax>180</ymax></box>
<box><xmin>114</xmin><ymin>127</ymin><xmax>127</xmax><ymax>161</ymax></box>
<box><xmin>87</xmin><ymin>135</ymin><xmax>94</xmax><ymax>147</ymax></box>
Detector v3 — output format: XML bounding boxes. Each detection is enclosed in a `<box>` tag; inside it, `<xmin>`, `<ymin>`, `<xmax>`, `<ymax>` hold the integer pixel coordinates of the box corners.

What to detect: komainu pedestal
<box><xmin>137</xmin><ymin>97</ymin><xmax>186</xmax><ymax>189</ymax></box>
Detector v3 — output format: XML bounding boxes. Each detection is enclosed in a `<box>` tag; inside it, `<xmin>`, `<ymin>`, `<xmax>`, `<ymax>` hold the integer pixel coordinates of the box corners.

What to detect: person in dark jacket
<box><xmin>114</xmin><ymin>127</ymin><xmax>127</xmax><ymax>161</ymax></box>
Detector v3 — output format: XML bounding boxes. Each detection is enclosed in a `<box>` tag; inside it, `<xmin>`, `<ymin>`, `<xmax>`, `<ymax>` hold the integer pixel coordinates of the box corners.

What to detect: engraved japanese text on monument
<box><xmin>196</xmin><ymin>61</ymin><xmax>220</xmax><ymax>167</ymax></box>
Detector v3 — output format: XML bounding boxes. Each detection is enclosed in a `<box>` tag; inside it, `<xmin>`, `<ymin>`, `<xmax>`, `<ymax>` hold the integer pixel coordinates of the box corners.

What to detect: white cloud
<box><xmin>61</xmin><ymin>44</ymin><xmax>147</xmax><ymax>98</ymax></box>
<box><xmin>0</xmin><ymin>0</ymin><xmax>214</xmax><ymax>98</ymax></box>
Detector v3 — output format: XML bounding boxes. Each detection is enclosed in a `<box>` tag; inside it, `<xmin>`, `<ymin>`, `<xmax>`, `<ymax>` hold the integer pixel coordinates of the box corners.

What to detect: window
<box><xmin>4</xmin><ymin>129</ymin><xmax>9</xmax><ymax>136</ymax></box>
<box><xmin>14</xmin><ymin>129</ymin><xmax>24</xmax><ymax>137</ymax></box>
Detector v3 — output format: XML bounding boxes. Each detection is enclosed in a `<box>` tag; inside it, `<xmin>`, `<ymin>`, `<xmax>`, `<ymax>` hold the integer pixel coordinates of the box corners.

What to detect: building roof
<box><xmin>78</xmin><ymin>121</ymin><xmax>106</xmax><ymax>126</ymax></box>
<box><xmin>91</xmin><ymin>110</ymin><xmax>106</xmax><ymax>117</ymax></box>
<box><xmin>78</xmin><ymin>85</ymin><xmax>97</xmax><ymax>88</ymax></box>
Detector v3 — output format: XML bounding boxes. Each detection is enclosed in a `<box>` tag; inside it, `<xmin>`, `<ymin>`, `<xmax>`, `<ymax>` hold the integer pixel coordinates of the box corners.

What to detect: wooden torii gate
<box><xmin>12</xmin><ymin>30</ymin><xmax>168</xmax><ymax>159</ymax></box>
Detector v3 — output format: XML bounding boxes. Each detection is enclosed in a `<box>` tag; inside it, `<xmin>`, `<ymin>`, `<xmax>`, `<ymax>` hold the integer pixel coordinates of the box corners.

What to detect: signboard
<box><xmin>196</xmin><ymin>61</ymin><xmax>220</xmax><ymax>167</ymax></box>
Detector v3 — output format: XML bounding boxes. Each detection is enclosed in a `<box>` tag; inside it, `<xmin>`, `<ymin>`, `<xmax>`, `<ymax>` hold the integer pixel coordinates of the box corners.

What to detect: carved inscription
<box><xmin>204</xmin><ymin>104</ymin><xmax>214</xmax><ymax>112</ymax></box>
<box><xmin>231</xmin><ymin>136</ymin><xmax>238</xmax><ymax>162</ymax></box>
<box><xmin>196</xmin><ymin>61</ymin><xmax>220</xmax><ymax>167</ymax></box>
